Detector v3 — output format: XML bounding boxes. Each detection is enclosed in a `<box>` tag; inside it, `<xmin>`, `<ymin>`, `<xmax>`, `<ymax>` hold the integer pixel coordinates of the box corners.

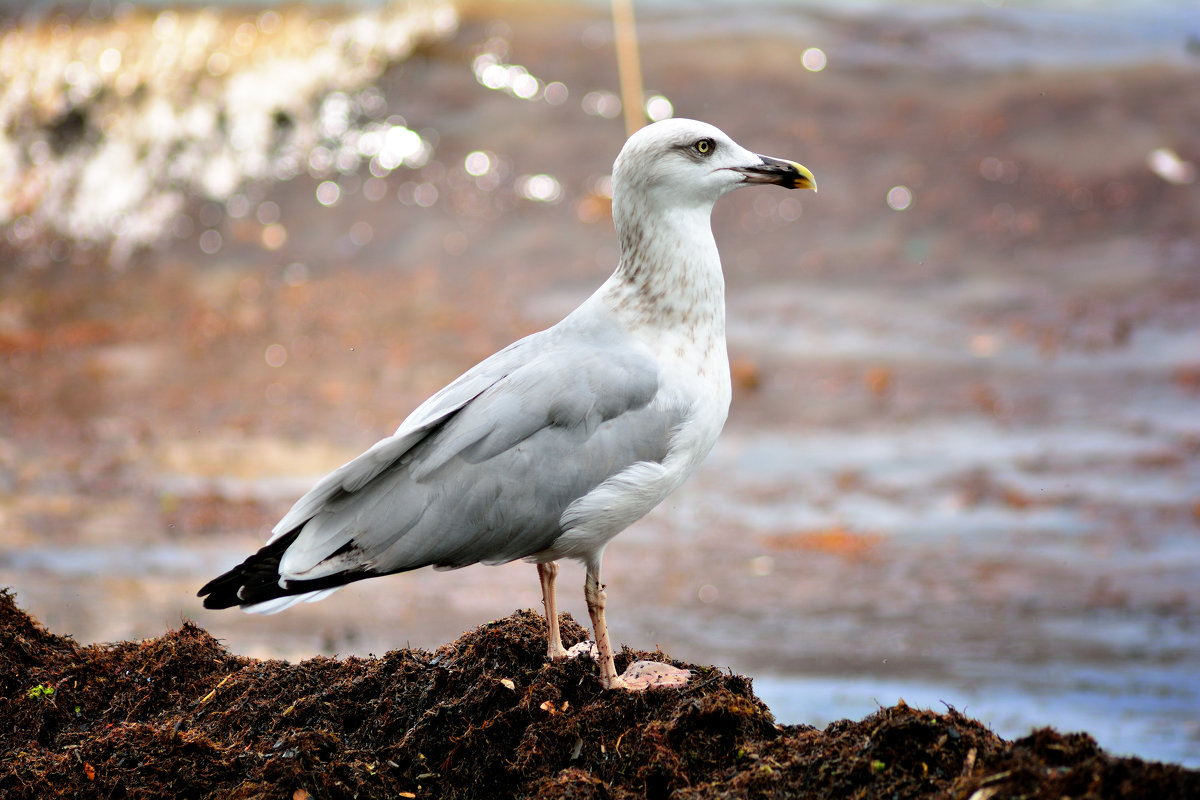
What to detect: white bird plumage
<box><xmin>199</xmin><ymin>118</ymin><xmax>816</xmax><ymax>690</ymax></box>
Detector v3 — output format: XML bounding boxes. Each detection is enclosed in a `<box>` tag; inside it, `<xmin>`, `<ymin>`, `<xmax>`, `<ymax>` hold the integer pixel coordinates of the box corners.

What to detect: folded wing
<box><xmin>199</xmin><ymin>324</ymin><xmax>684</xmax><ymax>610</ymax></box>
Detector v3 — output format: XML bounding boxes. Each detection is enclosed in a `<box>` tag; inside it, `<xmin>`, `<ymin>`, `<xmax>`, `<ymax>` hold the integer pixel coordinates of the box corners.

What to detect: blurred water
<box><xmin>4</xmin><ymin>0</ymin><xmax>1198</xmax><ymax>260</ymax></box>
<box><xmin>0</xmin><ymin>1</ymin><xmax>457</xmax><ymax>260</ymax></box>
<box><xmin>754</xmin><ymin>673</ymin><xmax>1200</xmax><ymax>768</ymax></box>
<box><xmin>2</xmin><ymin>0</ymin><xmax>1199</xmax><ymax>774</ymax></box>
<box><xmin>631</xmin><ymin>0</ymin><xmax>1199</xmax><ymax>68</ymax></box>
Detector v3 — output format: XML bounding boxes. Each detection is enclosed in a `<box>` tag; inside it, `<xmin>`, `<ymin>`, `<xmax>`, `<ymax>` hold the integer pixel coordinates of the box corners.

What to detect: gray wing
<box><xmin>270</xmin><ymin>331</ymin><xmax>551</xmax><ymax>540</ymax></box>
<box><xmin>274</xmin><ymin>330</ymin><xmax>683</xmax><ymax>583</ymax></box>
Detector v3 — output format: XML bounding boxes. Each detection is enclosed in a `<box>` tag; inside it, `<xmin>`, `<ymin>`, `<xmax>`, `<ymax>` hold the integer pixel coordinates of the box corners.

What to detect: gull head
<box><xmin>612</xmin><ymin>118</ymin><xmax>816</xmax><ymax>213</ymax></box>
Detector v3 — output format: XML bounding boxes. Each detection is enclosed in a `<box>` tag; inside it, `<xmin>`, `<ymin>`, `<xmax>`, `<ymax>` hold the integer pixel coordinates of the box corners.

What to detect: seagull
<box><xmin>198</xmin><ymin>118</ymin><xmax>816</xmax><ymax>690</ymax></box>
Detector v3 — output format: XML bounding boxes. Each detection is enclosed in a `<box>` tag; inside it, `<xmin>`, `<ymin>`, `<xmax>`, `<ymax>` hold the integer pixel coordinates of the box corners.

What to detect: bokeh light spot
<box><xmin>98</xmin><ymin>48</ymin><xmax>121</xmax><ymax>73</ymax></box>
<box><xmin>778</xmin><ymin>197</ymin><xmax>803</xmax><ymax>221</ymax></box>
<box><xmin>152</xmin><ymin>10</ymin><xmax>177</xmax><ymax>40</ymax></box>
<box><xmin>11</xmin><ymin>216</ymin><xmax>35</xmax><ymax>241</ymax></box>
<box><xmin>582</xmin><ymin>91</ymin><xmax>621</xmax><ymax>119</ymax></box>
<box><xmin>480</xmin><ymin>63</ymin><xmax>507</xmax><ymax>90</ymax></box>
<box><xmin>464</xmin><ymin>151</ymin><xmax>491</xmax><ymax>177</ymax></box>
<box><xmin>413</xmin><ymin>183</ymin><xmax>439</xmax><ymax>207</ymax></box>
<box><xmin>206</xmin><ymin>52</ymin><xmax>230</xmax><ymax>76</ymax></box>
<box><xmin>262</xmin><ymin>224</ymin><xmax>287</xmax><ymax>250</ymax></box>
<box><xmin>308</xmin><ymin>147</ymin><xmax>334</xmax><ymax>176</ymax></box>
<box><xmin>591</xmin><ymin>175</ymin><xmax>613</xmax><ymax>199</ymax></box>
<box><xmin>265</xmin><ymin>343</ymin><xmax>287</xmax><ymax>368</ymax></box>
<box><xmin>544</xmin><ymin>81</ymin><xmax>568</xmax><ymax>105</ymax></box>
<box><xmin>1147</xmin><ymin>147</ymin><xmax>1195</xmax><ymax>184</ymax></box>
<box><xmin>257</xmin><ymin>10</ymin><xmax>280</xmax><ymax>35</ymax></box>
<box><xmin>256</xmin><ymin>201</ymin><xmax>280</xmax><ymax>225</ymax></box>
<box><xmin>198</xmin><ymin>229</ymin><xmax>222</xmax><ymax>254</ymax></box>
<box><xmin>377</xmin><ymin>125</ymin><xmax>423</xmax><ymax>170</ymax></box>
<box><xmin>316</xmin><ymin>181</ymin><xmax>341</xmax><ymax>207</ymax></box>
<box><xmin>886</xmin><ymin>185</ymin><xmax>913</xmax><ymax>210</ymax></box>
<box><xmin>518</xmin><ymin>174</ymin><xmax>562</xmax><ymax>203</ymax></box>
<box><xmin>511</xmin><ymin>72</ymin><xmax>539</xmax><ymax>99</ymax></box>
<box><xmin>357</xmin><ymin>130</ymin><xmax>383</xmax><ymax>158</ymax></box>
<box><xmin>226</xmin><ymin>194</ymin><xmax>250</xmax><ymax>219</ymax></box>
<box><xmin>802</xmin><ymin>47</ymin><xmax>827</xmax><ymax>72</ymax></box>
<box><xmin>645</xmin><ymin>94</ymin><xmax>673</xmax><ymax>122</ymax></box>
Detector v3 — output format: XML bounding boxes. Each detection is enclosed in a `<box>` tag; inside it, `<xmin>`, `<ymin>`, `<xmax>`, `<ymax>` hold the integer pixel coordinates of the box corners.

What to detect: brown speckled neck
<box><xmin>604</xmin><ymin>192</ymin><xmax>726</xmax><ymax>336</ymax></box>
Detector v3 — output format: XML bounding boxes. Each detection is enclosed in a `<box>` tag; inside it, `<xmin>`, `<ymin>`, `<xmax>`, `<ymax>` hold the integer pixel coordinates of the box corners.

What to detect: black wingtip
<box><xmin>197</xmin><ymin>529</ymin><xmax>301</xmax><ymax>610</ymax></box>
<box><xmin>197</xmin><ymin>528</ymin><xmax>383</xmax><ymax>610</ymax></box>
<box><xmin>196</xmin><ymin>576</ymin><xmax>243</xmax><ymax>610</ymax></box>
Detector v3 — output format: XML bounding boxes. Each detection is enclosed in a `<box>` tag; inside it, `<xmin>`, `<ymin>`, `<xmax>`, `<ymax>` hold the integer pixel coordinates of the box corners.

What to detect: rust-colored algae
<box><xmin>1</xmin><ymin>589</ymin><xmax>1196</xmax><ymax>799</ymax></box>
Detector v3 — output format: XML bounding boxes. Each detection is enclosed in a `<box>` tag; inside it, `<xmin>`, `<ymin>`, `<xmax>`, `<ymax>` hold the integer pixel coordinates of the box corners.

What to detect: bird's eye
<box><xmin>695</xmin><ymin>138</ymin><xmax>714</xmax><ymax>155</ymax></box>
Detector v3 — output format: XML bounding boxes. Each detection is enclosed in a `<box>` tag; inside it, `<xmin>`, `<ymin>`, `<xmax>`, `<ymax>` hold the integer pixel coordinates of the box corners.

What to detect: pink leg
<box><xmin>583</xmin><ymin>559</ymin><xmax>623</xmax><ymax>688</ymax></box>
<box><xmin>538</xmin><ymin>562</ymin><xmax>568</xmax><ymax>659</ymax></box>
<box><xmin>583</xmin><ymin>557</ymin><xmax>692</xmax><ymax>691</ymax></box>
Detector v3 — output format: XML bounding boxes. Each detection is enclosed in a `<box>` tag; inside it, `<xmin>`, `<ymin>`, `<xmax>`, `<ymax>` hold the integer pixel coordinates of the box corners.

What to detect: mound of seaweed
<box><xmin>1</xmin><ymin>589</ymin><xmax>1196</xmax><ymax>799</ymax></box>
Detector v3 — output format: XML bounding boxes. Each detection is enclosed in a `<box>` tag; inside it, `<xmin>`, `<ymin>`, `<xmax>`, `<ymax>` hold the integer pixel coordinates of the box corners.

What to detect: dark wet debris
<box><xmin>1</xmin><ymin>589</ymin><xmax>1196</xmax><ymax>800</ymax></box>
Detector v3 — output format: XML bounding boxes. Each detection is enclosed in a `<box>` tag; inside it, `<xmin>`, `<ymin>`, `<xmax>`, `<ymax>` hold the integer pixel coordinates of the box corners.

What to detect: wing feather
<box><xmin>269</xmin><ymin>333</ymin><xmax>549</xmax><ymax>539</ymax></box>
<box><xmin>273</xmin><ymin>327</ymin><xmax>683</xmax><ymax>585</ymax></box>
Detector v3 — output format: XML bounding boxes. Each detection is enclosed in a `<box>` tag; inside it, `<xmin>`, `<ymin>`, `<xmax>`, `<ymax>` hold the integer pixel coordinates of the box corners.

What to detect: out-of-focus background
<box><xmin>1</xmin><ymin>0</ymin><xmax>1198</xmax><ymax>767</ymax></box>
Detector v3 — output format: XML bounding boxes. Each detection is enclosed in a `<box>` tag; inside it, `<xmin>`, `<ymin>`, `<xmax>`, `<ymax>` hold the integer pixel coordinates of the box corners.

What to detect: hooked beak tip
<box><xmin>736</xmin><ymin>155</ymin><xmax>817</xmax><ymax>191</ymax></box>
<box><xmin>787</xmin><ymin>160</ymin><xmax>818</xmax><ymax>192</ymax></box>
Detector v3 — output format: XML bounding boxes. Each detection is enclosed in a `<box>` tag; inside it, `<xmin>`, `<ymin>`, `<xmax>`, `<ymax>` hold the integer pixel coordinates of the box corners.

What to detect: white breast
<box><xmin>536</xmin><ymin>314</ymin><xmax>731</xmax><ymax>565</ymax></box>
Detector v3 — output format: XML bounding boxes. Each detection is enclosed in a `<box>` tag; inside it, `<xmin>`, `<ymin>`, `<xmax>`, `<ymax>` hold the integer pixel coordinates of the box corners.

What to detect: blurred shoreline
<box><xmin>3</xmin><ymin>1</ymin><xmax>1198</xmax><ymax>264</ymax></box>
<box><xmin>0</xmin><ymin>0</ymin><xmax>457</xmax><ymax>262</ymax></box>
<box><xmin>2</xmin><ymin>0</ymin><xmax>1199</xmax><ymax>767</ymax></box>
